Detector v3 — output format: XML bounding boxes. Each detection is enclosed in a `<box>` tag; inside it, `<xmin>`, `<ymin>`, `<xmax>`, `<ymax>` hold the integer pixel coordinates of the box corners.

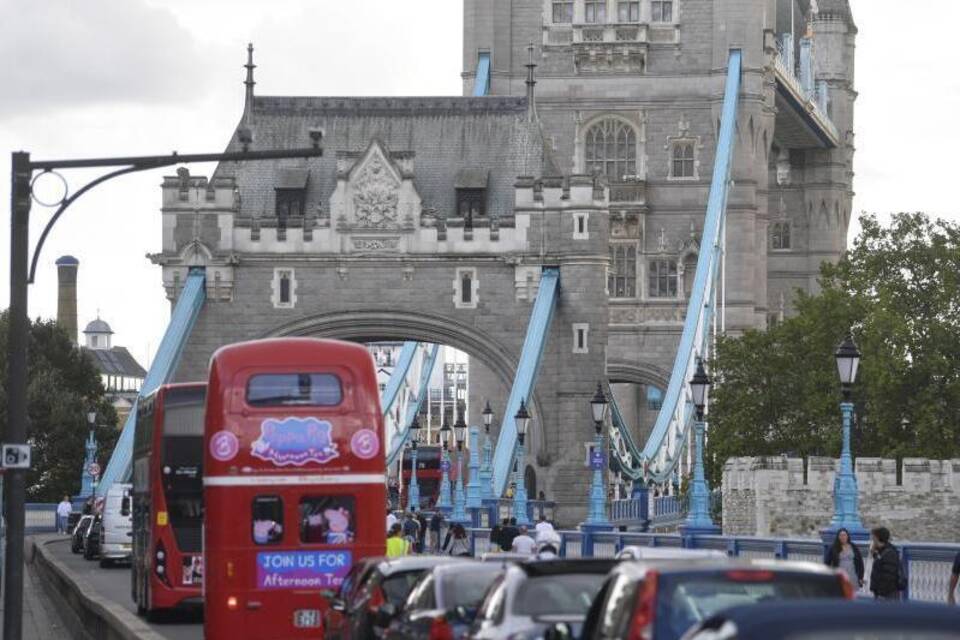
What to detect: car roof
<box><xmin>517</xmin><ymin>558</ymin><xmax>619</xmax><ymax>577</ymax></box>
<box><xmin>375</xmin><ymin>555</ymin><xmax>467</xmax><ymax>575</ymax></box>
<box><xmin>617</xmin><ymin>546</ymin><xmax>727</xmax><ymax>560</ymax></box>
<box><xmin>706</xmin><ymin>600</ymin><xmax>960</xmax><ymax>633</ymax></box>
<box><xmin>611</xmin><ymin>557</ymin><xmax>837</xmax><ymax>578</ymax></box>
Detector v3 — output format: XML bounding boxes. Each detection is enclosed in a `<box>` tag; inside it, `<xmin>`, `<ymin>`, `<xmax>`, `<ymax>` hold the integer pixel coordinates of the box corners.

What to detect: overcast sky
<box><xmin>0</xmin><ymin>0</ymin><xmax>957</xmax><ymax>368</ymax></box>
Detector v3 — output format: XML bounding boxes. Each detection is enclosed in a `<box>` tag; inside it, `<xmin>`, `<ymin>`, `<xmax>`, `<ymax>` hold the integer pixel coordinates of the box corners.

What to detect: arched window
<box><xmin>585</xmin><ymin>119</ymin><xmax>637</xmax><ymax>183</ymax></box>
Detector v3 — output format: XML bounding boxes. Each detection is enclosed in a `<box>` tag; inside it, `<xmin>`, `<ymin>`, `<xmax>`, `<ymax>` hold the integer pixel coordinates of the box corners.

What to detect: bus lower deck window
<box><xmin>252</xmin><ymin>496</ymin><xmax>284</xmax><ymax>545</ymax></box>
<box><xmin>300</xmin><ymin>496</ymin><xmax>357</xmax><ymax>544</ymax></box>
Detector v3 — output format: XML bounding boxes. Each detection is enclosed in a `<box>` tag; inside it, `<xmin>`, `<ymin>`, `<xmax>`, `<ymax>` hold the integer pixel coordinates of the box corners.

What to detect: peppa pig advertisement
<box><xmin>256</xmin><ymin>550</ymin><xmax>352</xmax><ymax>590</ymax></box>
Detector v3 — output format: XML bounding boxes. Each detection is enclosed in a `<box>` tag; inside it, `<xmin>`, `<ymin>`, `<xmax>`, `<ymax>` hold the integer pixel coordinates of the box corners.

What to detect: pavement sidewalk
<box><xmin>0</xmin><ymin>535</ymin><xmax>71</xmax><ymax>640</ymax></box>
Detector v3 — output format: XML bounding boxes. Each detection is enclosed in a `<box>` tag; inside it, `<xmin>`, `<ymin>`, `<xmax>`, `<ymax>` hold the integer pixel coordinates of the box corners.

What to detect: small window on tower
<box><xmin>671</xmin><ymin>142</ymin><xmax>696</xmax><ymax>178</ymax></box>
<box><xmin>585</xmin><ymin>0</ymin><xmax>607</xmax><ymax>23</ymax></box>
<box><xmin>772</xmin><ymin>222</ymin><xmax>792</xmax><ymax>250</ymax></box>
<box><xmin>279</xmin><ymin>272</ymin><xmax>291</xmax><ymax>304</ymax></box>
<box><xmin>461</xmin><ymin>272</ymin><xmax>472</xmax><ymax>304</ymax></box>
<box><xmin>454</xmin><ymin>267</ymin><xmax>479</xmax><ymax>309</ymax></box>
<box><xmin>272</xmin><ymin>268</ymin><xmax>297</xmax><ymax>309</ymax></box>
<box><xmin>552</xmin><ymin>0</ymin><xmax>573</xmax><ymax>23</ymax></box>
<box><xmin>618</xmin><ymin>1</ymin><xmax>640</xmax><ymax>22</ymax></box>
<box><xmin>651</xmin><ymin>0</ymin><xmax>673</xmax><ymax>22</ymax></box>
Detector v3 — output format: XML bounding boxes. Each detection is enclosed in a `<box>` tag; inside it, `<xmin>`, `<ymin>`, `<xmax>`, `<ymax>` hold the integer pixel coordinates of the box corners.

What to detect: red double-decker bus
<box><xmin>131</xmin><ymin>383</ymin><xmax>207</xmax><ymax>617</ymax></box>
<box><xmin>203</xmin><ymin>338</ymin><xmax>386</xmax><ymax>639</ymax></box>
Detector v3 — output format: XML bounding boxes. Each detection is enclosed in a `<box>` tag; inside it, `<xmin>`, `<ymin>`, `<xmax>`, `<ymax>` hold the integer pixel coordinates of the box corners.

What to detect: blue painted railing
<box><xmin>616</xmin><ymin>51</ymin><xmax>741</xmax><ymax>485</ymax></box>
<box><xmin>473</xmin><ymin>51</ymin><xmax>491</xmax><ymax>97</ymax></box>
<box><xmin>490</xmin><ymin>268</ymin><xmax>561</xmax><ymax>497</ymax></box>
<box><xmin>386</xmin><ymin>343</ymin><xmax>441</xmax><ymax>466</ymax></box>
<box><xmin>97</xmin><ymin>268</ymin><xmax>207</xmax><ymax>496</ymax></box>
<box><xmin>464</xmin><ymin>528</ymin><xmax>960</xmax><ymax>603</ymax></box>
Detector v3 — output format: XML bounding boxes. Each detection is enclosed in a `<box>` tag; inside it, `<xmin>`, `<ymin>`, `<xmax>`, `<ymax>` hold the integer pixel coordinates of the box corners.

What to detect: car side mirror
<box><xmin>454</xmin><ymin>605</ymin><xmax>470</xmax><ymax>622</ymax></box>
<box><xmin>374</xmin><ymin>603</ymin><xmax>397</xmax><ymax>627</ymax></box>
<box><xmin>330</xmin><ymin>598</ymin><xmax>347</xmax><ymax>613</ymax></box>
<box><xmin>544</xmin><ymin>622</ymin><xmax>573</xmax><ymax>640</ymax></box>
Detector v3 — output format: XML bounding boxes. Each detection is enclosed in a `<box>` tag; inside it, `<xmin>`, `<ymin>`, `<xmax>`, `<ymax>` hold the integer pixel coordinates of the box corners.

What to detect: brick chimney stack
<box><xmin>56</xmin><ymin>255</ymin><xmax>79</xmax><ymax>344</ymax></box>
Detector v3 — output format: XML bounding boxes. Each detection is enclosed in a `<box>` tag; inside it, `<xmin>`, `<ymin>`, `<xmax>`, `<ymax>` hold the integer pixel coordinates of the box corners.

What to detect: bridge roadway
<box><xmin>45</xmin><ymin>538</ymin><xmax>202</xmax><ymax>640</ymax></box>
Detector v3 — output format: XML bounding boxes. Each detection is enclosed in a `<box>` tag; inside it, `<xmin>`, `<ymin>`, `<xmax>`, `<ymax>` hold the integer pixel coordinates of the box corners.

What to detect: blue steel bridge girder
<box><xmin>96</xmin><ymin>267</ymin><xmax>207</xmax><ymax>496</ymax></box>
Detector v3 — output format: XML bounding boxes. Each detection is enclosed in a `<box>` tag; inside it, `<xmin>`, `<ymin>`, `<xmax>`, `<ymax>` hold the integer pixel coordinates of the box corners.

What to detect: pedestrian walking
<box><xmin>56</xmin><ymin>495</ymin><xmax>72</xmax><ymax>534</ymax></box>
<box><xmin>500</xmin><ymin>517</ymin><xmax>519</xmax><ymax>552</ymax></box>
<box><xmin>429</xmin><ymin>511</ymin><xmax>444</xmax><ymax>552</ymax></box>
<box><xmin>402</xmin><ymin>512</ymin><xmax>420</xmax><ymax>552</ymax></box>
<box><xmin>443</xmin><ymin>523</ymin><xmax>471</xmax><ymax>557</ymax></box>
<box><xmin>416</xmin><ymin>509</ymin><xmax>428</xmax><ymax>553</ymax></box>
<box><xmin>386</xmin><ymin>508</ymin><xmax>398</xmax><ymax>533</ymax></box>
<box><xmin>869</xmin><ymin>527</ymin><xmax>905</xmax><ymax>600</ymax></box>
<box><xmin>490</xmin><ymin>519</ymin><xmax>505</xmax><ymax>553</ymax></box>
<box><xmin>534</xmin><ymin>514</ymin><xmax>555</xmax><ymax>543</ymax></box>
<box><xmin>386</xmin><ymin>523</ymin><xmax>409</xmax><ymax>557</ymax></box>
<box><xmin>511</xmin><ymin>526</ymin><xmax>537</xmax><ymax>555</ymax></box>
<box><xmin>824</xmin><ymin>528</ymin><xmax>864</xmax><ymax>589</ymax></box>
<box><xmin>948</xmin><ymin>550</ymin><xmax>960</xmax><ymax>605</ymax></box>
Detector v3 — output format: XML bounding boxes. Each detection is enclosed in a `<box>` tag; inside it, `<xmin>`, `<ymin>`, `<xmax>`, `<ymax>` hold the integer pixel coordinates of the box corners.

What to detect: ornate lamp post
<box><xmin>406</xmin><ymin>415</ymin><xmax>421</xmax><ymax>512</ymax></box>
<box><xmin>450</xmin><ymin>409</ymin><xmax>470</xmax><ymax>524</ymax></box>
<box><xmin>512</xmin><ymin>401</ymin><xmax>532</xmax><ymax>526</ymax></box>
<box><xmin>80</xmin><ymin>411</ymin><xmax>99</xmax><ymax>498</ymax></box>
<box><xmin>680</xmin><ymin>360</ymin><xmax>720</xmax><ymax>535</ymax></box>
<box><xmin>479</xmin><ymin>401</ymin><xmax>495</xmax><ymax>501</ymax></box>
<box><xmin>823</xmin><ymin>333</ymin><xmax>868</xmax><ymax>541</ymax></box>
<box><xmin>437</xmin><ymin>419</ymin><xmax>453</xmax><ymax>513</ymax></box>
<box><xmin>583</xmin><ymin>383</ymin><xmax>612</xmax><ymax>529</ymax></box>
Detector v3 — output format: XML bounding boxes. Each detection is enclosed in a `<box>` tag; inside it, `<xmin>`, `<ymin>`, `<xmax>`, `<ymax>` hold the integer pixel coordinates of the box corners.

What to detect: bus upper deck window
<box><xmin>252</xmin><ymin>496</ymin><xmax>284</xmax><ymax>545</ymax></box>
<box><xmin>246</xmin><ymin>373</ymin><xmax>342</xmax><ymax>407</ymax></box>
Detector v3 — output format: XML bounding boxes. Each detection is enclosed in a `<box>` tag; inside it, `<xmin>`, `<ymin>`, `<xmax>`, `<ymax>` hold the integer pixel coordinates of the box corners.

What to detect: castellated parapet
<box><xmin>722</xmin><ymin>457</ymin><xmax>960</xmax><ymax>542</ymax></box>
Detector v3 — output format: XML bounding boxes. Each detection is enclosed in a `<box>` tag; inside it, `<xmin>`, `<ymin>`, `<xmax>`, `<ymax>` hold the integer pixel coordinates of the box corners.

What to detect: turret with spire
<box><xmin>238</xmin><ymin>43</ymin><xmax>256</xmax><ymax>151</ymax></box>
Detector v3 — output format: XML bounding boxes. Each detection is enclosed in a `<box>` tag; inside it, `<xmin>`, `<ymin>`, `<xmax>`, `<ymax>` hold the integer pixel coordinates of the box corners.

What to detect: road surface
<box><xmin>45</xmin><ymin>538</ymin><xmax>202</xmax><ymax>640</ymax></box>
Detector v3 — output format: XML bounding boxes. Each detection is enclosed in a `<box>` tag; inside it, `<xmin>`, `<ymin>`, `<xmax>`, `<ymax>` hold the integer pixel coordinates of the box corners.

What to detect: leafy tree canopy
<box><xmin>707</xmin><ymin>213</ymin><xmax>960</xmax><ymax>484</ymax></box>
<box><xmin>0</xmin><ymin>311</ymin><xmax>119</xmax><ymax>502</ymax></box>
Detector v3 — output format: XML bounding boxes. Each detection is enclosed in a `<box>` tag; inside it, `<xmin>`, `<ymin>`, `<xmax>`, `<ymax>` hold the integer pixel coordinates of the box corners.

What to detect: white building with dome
<box><xmin>82</xmin><ymin>316</ymin><xmax>147</xmax><ymax>425</ymax></box>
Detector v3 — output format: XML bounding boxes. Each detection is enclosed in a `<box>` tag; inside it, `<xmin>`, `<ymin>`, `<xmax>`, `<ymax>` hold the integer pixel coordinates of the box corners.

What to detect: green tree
<box><xmin>706</xmin><ymin>213</ymin><xmax>960</xmax><ymax>484</ymax></box>
<box><xmin>0</xmin><ymin>311</ymin><xmax>119</xmax><ymax>502</ymax></box>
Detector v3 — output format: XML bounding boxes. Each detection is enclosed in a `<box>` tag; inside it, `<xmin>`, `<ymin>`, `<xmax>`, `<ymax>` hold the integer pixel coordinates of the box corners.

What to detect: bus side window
<box><xmin>299</xmin><ymin>496</ymin><xmax>356</xmax><ymax>545</ymax></box>
<box><xmin>252</xmin><ymin>496</ymin><xmax>284</xmax><ymax>545</ymax></box>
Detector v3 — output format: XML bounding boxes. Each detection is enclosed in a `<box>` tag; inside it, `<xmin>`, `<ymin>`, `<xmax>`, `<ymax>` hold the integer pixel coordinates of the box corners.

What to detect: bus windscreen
<box><xmin>163</xmin><ymin>436</ymin><xmax>203</xmax><ymax>552</ymax></box>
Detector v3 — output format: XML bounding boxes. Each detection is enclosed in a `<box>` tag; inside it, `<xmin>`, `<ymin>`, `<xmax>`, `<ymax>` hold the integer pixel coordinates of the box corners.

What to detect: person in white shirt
<box><xmin>534</xmin><ymin>515</ymin><xmax>555</xmax><ymax>542</ymax></box>
<box><xmin>386</xmin><ymin>508</ymin><xmax>397</xmax><ymax>533</ymax></box>
<box><xmin>511</xmin><ymin>526</ymin><xmax>537</xmax><ymax>555</ymax></box>
<box><xmin>56</xmin><ymin>495</ymin><xmax>73</xmax><ymax>534</ymax></box>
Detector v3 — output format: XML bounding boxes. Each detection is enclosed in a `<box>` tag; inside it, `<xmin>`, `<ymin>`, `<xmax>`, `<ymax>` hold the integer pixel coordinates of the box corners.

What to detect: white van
<box><xmin>98</xmin><ymin>483</ymin><xmax>133</xmax><ymax>567</ymax></box>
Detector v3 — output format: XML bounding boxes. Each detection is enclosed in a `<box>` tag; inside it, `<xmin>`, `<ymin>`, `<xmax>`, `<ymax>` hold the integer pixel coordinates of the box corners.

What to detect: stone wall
<box><xmin>722</xmin><ymin>457</ymin><xmax>960</xmax><ymax>542</ymax></box>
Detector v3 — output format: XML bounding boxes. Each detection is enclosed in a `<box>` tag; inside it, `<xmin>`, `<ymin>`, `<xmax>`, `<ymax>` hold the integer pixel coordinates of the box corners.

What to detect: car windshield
<box><xmin>513</xmin><ymin>573</ymin><xmax>606</xmax><ymax>618</ymax></box>
<box><xmin>440</xmin><ymin>566</ymin><xmax>504</xmax><ymax>609</ymax></box>
<box><xmin>656</xmin><ymin>571</ymin><xmax>844</xmax><ymax>640</ymax></box>
<box><xmin>382</xmin><ymin>570</ymin><xmax>427</xmax><ymax>606</ymax></box>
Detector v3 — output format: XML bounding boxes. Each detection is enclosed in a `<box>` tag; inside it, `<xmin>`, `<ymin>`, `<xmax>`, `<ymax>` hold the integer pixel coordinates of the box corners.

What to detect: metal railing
<box><xmin>463</xmin><ymin>528</ymin><xmax>960</xmax><ymax>603</ymax></box>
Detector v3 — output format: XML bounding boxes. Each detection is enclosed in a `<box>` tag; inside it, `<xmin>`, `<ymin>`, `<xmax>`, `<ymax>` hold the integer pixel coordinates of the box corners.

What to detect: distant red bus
<box><xmin>400</xmin><ymin>445</ymin><xmax>467</xmax><ymax>509</ymax></box>
<box><xmin>131</xmin><ymin>383</ymin><xmax>207</xmax><ymax>617</ymax></box>
<box><xmin>203</xmin><ymin>338</ymin><xmax>386</xmax><ymax>639</ymax></box>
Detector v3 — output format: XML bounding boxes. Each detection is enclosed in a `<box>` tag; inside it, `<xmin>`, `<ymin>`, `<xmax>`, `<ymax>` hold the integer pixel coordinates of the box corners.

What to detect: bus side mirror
<box><xmin>375</xmin><ymin>603</ymin><xmax>397</xmax><ymax>627</ymax></box>
<box><xmin>330</xmin><ymin>598</ymin><xmax>346</xmax><ymax>613</ymax></box>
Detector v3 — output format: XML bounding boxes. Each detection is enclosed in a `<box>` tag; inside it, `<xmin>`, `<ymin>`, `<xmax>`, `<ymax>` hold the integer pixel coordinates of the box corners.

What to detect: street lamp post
<box><xmin>80</xmin><ymin>411</ymin><xmax>99</xmax><ymax>499</ymax></box>
<box><xmin>479</xmin><ymin>401</ymin><xmax>495</xmax><ymax>502</ymax></box>
<box><xmin>582</xmin><ymin>383</ymin><xmax>612</xmax><ymax>529</ymax></box>
<box><xmin>406</xmin><ymin>416</ymin><xmax>421</xmax><ymax>513</ymax></box>
<box><xmin>437</xmin><ymin>419</ymin><xmax>453</xmax><ymax>513</ymax></box>
<box><xmin>6</xmin><ymin>139</ymin><xmax>322</xmax><ymax>640</ymax></box>
<box><xmin>511</xmin><ymin>401</ymin><xmax>532</xmax><ymax>526</ymax></box>
<box><xmin>822</xmin><ymin>333</ymin><xmax>868</xmax><ymax>542</ymax></box>
<box><xmin>450</xmin><ymin>409</ymin><xmax>470</xmax><ymax>525</ymax></box>
<box><xmin>680</xmin><ymin>360</ymin><xmax>720</xmax><ymax>535</ymax></box>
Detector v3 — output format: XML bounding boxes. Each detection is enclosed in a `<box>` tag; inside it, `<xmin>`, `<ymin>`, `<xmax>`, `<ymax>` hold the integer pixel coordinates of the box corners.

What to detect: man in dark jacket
<box><xmin>869</xmin><ymin>526</ymin><xmax>903</xmax><ymax>600</ymax></box>
<box><xmin>500</xmin><ymin>517</ymin><xmax>520</xmax><ymax>552</ymax></box>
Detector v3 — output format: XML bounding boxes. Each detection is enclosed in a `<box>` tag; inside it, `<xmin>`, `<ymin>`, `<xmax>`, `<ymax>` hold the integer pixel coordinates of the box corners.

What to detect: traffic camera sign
<box><xmin>2</xmin><ymin>444</ymin><xmax>31</xmax><ymax>469</ymax></box>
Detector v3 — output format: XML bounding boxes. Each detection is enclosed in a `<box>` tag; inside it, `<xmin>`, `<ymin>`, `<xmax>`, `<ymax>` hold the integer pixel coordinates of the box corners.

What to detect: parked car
<box><xmin>384</xmin><ymin>560</ymin><xmax>510</xmax><ymax>639</ymax></box>
<box><xmin>616</xmin><ymin>547</ymin><xmax>727</xmax><ymax>561</ymax></box>
<box><xmin>82</xmin><ymin>514</ymin><xmax>102</xmax><ymax>560</ymax></box>
<box><xmin>679</xmin><ymin>599</ymin><xmax>960</xmax><ymax>640</ymax></box>
<box><xmin>576</xmin><ymin>559</ymin><xmax>854</xmax><ymax>640</ymax></box>
<box><xmin>323</xmin><ymin>556</ymin><xmax>465</xmax><ymax>640</ymax></box>
<box><xmin>71</xmin><ymin>515</ymin><xmax>94</xmax><ymax>554</ymax></box>
<box><xmin>97</xmin><ymin>483</ymin><xmax>133</xmax><ymax>567</ymax></box>
<box><xmin>469</xmin><ymin>558</ymin><xmax>618</xmax><ymax>640</ymax></box>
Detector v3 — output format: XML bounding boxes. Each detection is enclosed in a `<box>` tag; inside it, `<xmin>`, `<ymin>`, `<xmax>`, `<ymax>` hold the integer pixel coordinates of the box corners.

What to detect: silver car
<box><xmin>469</xmin><ymin>559</ymin><xmax>617</xmax><ymax>640</ymax></box>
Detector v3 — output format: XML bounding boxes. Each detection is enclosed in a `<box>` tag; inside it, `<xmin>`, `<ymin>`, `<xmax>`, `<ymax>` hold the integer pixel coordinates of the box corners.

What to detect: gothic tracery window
<box><xmin>608</xmin><ymin>244</ymin><xmax>637</xmax><ymax>298</ymax></box>
<box><xmin>671</xmin><ymin>142</ymin><xmax>695</xmax><ymax>178</ymax></box>
<box><xmin>585</xmin><ymin>119</ymin><xmax>638</xmax><ymax>183</ymax></box>
<box><xmin>648</xmin><ymin>259</ymin><xmax>678</xmax><ymax>298</ymax></box>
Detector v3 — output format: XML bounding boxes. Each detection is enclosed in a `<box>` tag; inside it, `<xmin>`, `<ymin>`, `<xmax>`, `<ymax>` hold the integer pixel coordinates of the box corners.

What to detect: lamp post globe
<box><xmin>482</xmin><ymin>401</ymin><xmax>493</xmax><ymax>433</ymax></box>
<box><xmin>87</xmin><ymin>411</ymin><xmax>97</xmax><ymax>426</ymax></box>
<box><xmin>590</xmin><ymin>382</ymin><xmax>608</xmax><ymax>430</ymax></box>
<box><xmin>834</xmin><ymin>333</ymin><xmax>861</xmax><ymax>395</ymax></box>
<box><xmin>689</xmin><ymin>359</ymin><xmax>710</xmax><ymax>419</ymax></box>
